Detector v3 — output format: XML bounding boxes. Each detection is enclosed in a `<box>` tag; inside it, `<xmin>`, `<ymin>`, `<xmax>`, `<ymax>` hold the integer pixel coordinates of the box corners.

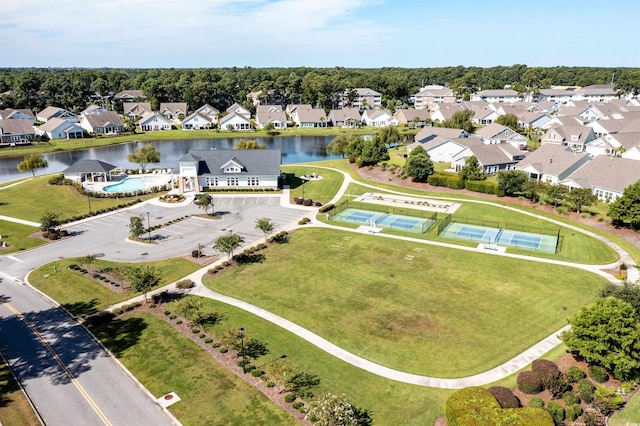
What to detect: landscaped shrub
<box><xmin>298</xmin><ymin>217</ymin><xmax>311</xmax><ymax>225</ymax></box>
<box><xmin>292</xmin><ymin>401</ymin><xmax>304</xmax><ymax>409</ymax></box>
<box><xmin>593</xmin><ymin>385</ymin><xmax>624</xmax><ymax>415</ymax></box>
<box><xmin>487</xmin><ymin>386</ymin><xmax>520</xmax><ymax>408</ymax></box>
<box><xmin>212</xmin><ymin>342</ymin><xmax>221</xmax><ymax>348</ymax></box>
<box><xmin>266</xmin><ymin>381</ymin><xmax>276</xmax><ymax>388</ymax></box>
<box><xmin>175</xmin><ymin>319</ymin><xmax>182</xmax><ymax>324</ymax></box>
<box><xmin>544</xmin><ymin>373</ymin><xmax>571</xmax><ymax>398</ymax></box>
<box><xmin>566</xmin><ymin>404</ymin><xmax>582</xmax><ymax>421</ymax></box>
<box><xmin>531</xmin><ymin>359</ymin><xmax>560</xmax><ymax>383</ymax></box>
<box><xmin>589</xmin><ymin>365</ymin><xmax>609</xmax><ymax>383</ymax></box>
<box><xmin>169</xmin><ymin>315</ymin><xmax>177</xmax><ymax>320</ymax></box>
<box><xmin>562</xmin><ymin>391</ymin><xmax>580</xmax><ymax>405</ymax></box>
<box><xmin>529</xmin><ymin>397</ymin><xmax>544</xmax><ymax>408</ymax></box>
<box><xmin>318</xmin><ymin>204</ymin><xmax>335</xmax><ymax>213</ymax></box>
<box><xmin>567</xmin><ymin>365</ymin><xmax>587</xmax><ymax>382</ymax></box>
<box><xmin>284</xmin><ymin>394</ymin><xmax>296</xmax><ymax>403</ymax></box>
<box><xmin>204</xmin><ymin>338</ymin><xmax>212</xmax><ymax>344</ymax></box>
<box><xmin>517</xmin><ymin>370</ymin><xmax>543</xmax><ymax>394</ymax></box>
<box><xmin>446</xmin><ymin>177</ymin><xmax>464</xmax><ymax>189</ymax></box>
<box><xmin>191</xmin><ymin>328</ymin><xmax>200</xmax><ymax>334</ymax></box>
<box><xmin>219</xmin><ymin>347</ymin><xmax>228</xmax><ymax>353</ymax></box>
<box><xmin>176</xmin><ymin>279</ymin><xmax>194</xmax><ymax>289</ymax></box>
<box><xmin>545</xmin><ymin>401</ymin><xmax>565</xmax><ymax>426</ymax></box>
<box><xmin>578</xmin><ymin>378</ymin><xmax>596</xmax><ymax>403</ymax></box>
<box><xmin>250</xmin><ymin>369</ymin><xmax>264</xmax><ymax>377</ymax></box>
<box><xmin>198</xmin><ymin>333</ymin><xmax>205</xmax><ymax>338</ymax></box>
<box><xmin>464</xmin><ymin>180</ymin><xmax>496</xmax><ymax>194</ymax></box>
<box><xmin>268</xmin><ymin>231</ymin><xmax>289</xmax><ymax>244</ymax></box>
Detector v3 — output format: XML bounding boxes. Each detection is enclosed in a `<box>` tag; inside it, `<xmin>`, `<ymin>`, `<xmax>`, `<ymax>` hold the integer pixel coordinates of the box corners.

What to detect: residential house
<box><xmin>294</xmin><ymin>108</ymin><xmax>328</xmax><ymax>128</ymax></box>
<box><xmin>327</xmin><ymin>108</ymin><xmax>361</xmax><ymax>128</ymax></box>
<box><xmin>414</xmin><ymin>126</ymin><xmax>470</xmax><ymax>144</ymax></box>
<box><xmin>451</xmin><ymin>144</ymin><xmax>526</xmax><ymax>174</ymax></box>
<box><xmin>182</xmin><ymin>104</ymin><xmax>220</xmax><ymax>130</ymax></box>
<box><xmin>535</xmin><ymin>89</ymin><xmax>576</xmax><ymax>103</ymax></box>
<box><xmin>475</xmin><ymin>123</ymin><xmax>527</xmax><ymax>149</ymax></box>
<box><xmin>36</xmin><ymin>118</ymin><xmax>84</xmax><ymax>140</ymax></box>
<box><xmin>541</xmin><ymin>125</ymin><xmax>596</xmax><ymax>152</ymax></box>
<box><xmin>160</xmin><ymin>103</ymin><xmax>188</xmax><ymax>122</ymax></box>
<box><xmin>177</xmin><ymin>149</ymin><xmax>281</xmax><ymax>192</ymax></box>
<box><xmin>0</xmin><ymin>108</ymin><xmax>35</xmax><ymax>125</ymax></box>
<box><xmin>79</xmin><ymin>111</ymin><xmax>125</xmax><ymax>135</ymax></box>
<box><xmin>460</xmin><ymin>101</ymin><xmax>499</xmax><ymax>125</ymax></box>
<box><xmin>255</xmin><ymin>105</ymin><xmax>287</xmax><ymax>129</ymax></box>
<box><xmin>515</xmin><ymin>144</ymin><xmax>590</xmax><ymax>184</ymax></box>
<box><xmin>225</xmin><ymin>103</ymin><xmax>251</xmax><ymax>120</ymax></box>
<box><xmin>471</xmin><ymin>89</ymin><xmax>521</xmax><ymax>103</ymax></box>
<box><xmin>246</xmin><ymin>89</ymin><xmax>286</xmax><ymax>106</ymax></box>
<box><xmin>81</xmin><ymin>104</ymin><xmax>109</xmax><ymax>117</ymax></box>
<box><xmin>430</xmin><ymin>103</ymin><xmax>464</xmax><ymax>123</ymax></box>
<box><xmin>0</xmin><ymin>119</ymin><xmax>35</xmax><ymax>145</ymax></box>
<box><xmin>113</xmin><ymin>90</ymin><xmax>146</xmax><ymax>101</ymax></box>
<box><xmin>285</xmin><ymin>104</ymin><xmax>312</xmax><ymax>122</ymax></box>
<box><xmin>361</xmin><ymin>109</ymin><xmax>395</xmax><ymax>127</ymax></box>
<box><xmin>542</xmin><ymin>115</ymin><xmax>585</xmax><ymax>130</ymax></box>
<box><xmin>529</xmin><ymin>101</ymin><xmax>560</xmax><ymax>114</ymax></box>
<box><xmin>138</xmin><ymin>111</ymin><xmax>172</xmax><ymax>131</ymax></box>
<box><xmin>123</xmin><ymin>102</ymin><xmax>152</xmax><ymax>119</ymax></box>
<box><xmin>579</xmin><ymin>84</ymin><xmax>618</xmax><ymax>103</ymax></box>
<box><xmin>408</xmin><ymin>135</ymin><xmax>482</xmax><ymax>163</ymax></box>
<box><xmin>339</xmin><ymin>88</ymin><xmax>382</xmax><ymax>109</ymax></box>
<box><xmin>556</xmin><ymin>105</ymin><xmax>604</xmax><ymax>122</ymax></box>
<box><xmin>412</xmin><ymin>85</ymin><xmax>456</xmax><ymax>109</ymax></box>
<box><xmin>36</xmin><ymin>106</ymin><xmax>78</xmax><ymax>123</ymax></box>
<box><xmin>517</xmin><ymin>112</ymin><xmax>552</xmax><ymax>129</ymax></box>
<box><xmin>560</xmin><ymin>156</ymin><xmax>640</xmax><ymax>202</ymax></box>
<box><xmin>219</xmin><ymin>112</ymin><xmax>251</xmax><ymax>131</ymax></box>
<box><xmin>393</xmin><ymin>109</ymin><xmax>430</xmax><ymax>127</ymax></box>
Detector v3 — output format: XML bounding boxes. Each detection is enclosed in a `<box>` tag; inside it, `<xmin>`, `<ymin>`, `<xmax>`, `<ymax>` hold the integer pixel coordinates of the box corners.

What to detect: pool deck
<box><xmin>354</xmin><ymin>192</ymin><xmax>461</xmax><ymax>214</ymax></box>
<box><xmin>83</xmin><ymin>172</ymin><xmax>174</xmax><ymax>193</ymax></box>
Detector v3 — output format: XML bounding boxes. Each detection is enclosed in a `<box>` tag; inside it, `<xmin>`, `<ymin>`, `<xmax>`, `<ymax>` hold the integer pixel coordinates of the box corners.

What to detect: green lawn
<box><xmin>204</xmin><ymin>227</ymin><xmax>607</xmax><ymax>378</ymax></box>
<box><xmin>0</xmin><ymin>360</ymin><xmax>40</xmax><ymax>426</ymax></box>
<box><xmin>0</xmin><ymin>220</ymin><xmax>46</xmax><ymax>253</ymax></box>
<box><xmin>610</xmin><ymin>390</ymin><xmax>640</xmax><ymax>426</ymax></box>
<box><xmin>29</xmin><ymin>258</ymin><xmax>201</xmax><ymax>315</ymax></box>
<box><xmin>0</xmin><ymin>176</ymin><xmax>157</xmax><ymax>223</ymax></box>
<box><xmin>89</xmin><ymin>312</ymin><xmax>297</xmax><ymax>426</ymax></box>
<box><xmin>280</xmin><ymin>165</ymin><xmax>344</xmax><ymax>205</ymax></box>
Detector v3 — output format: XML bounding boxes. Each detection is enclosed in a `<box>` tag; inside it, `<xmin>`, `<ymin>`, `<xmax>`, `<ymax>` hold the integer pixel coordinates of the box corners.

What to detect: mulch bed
<box><xmin>120</xmin><ymin>303</ymin><xmax>313</xmax><ymax>425</ymax></box>
<box><xmin>70</xmin><ymin>266</ymin><xmax>132</xmax><ymax>293</ymax></box>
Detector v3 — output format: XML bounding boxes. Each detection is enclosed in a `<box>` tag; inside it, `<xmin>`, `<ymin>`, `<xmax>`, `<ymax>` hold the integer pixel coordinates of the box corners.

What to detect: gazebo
<box><xmin>63</xmin><ymin>159</ymin><xmax>119</xmax><ymax>183</ymax></box>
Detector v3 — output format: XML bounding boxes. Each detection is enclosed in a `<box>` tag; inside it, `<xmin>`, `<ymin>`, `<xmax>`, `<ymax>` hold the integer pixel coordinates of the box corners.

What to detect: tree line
<box><xmin>1</xmin><ymin>66</ymin><xmax>638</xmax><ymax>114</ymax></box>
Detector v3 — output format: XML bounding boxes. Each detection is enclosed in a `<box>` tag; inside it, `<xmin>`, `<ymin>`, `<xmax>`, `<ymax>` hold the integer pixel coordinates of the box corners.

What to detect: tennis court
<box><xmin>330</xmin><ymin>208</ymin><xmax>434</xmax><ymax>233</ymax></box>
<box><xmin>440</xmin><ymin>222</ymin><xmax>558</xmax><ymax>253</ymax></box>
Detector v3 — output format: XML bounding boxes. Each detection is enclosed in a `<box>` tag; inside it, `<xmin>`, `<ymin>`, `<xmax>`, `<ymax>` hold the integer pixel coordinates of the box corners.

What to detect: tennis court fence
<box><xmin>329</xmin><ymin>201</ymin><xmax>437</xmax><ymax>233</ymax></box>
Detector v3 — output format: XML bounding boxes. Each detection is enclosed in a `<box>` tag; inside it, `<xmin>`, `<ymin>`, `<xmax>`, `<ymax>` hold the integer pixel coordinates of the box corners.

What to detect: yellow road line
<box><xmin>1</xmin><ymin>299</ymin><xmax>112</xmax><ymax>426</ymax></box>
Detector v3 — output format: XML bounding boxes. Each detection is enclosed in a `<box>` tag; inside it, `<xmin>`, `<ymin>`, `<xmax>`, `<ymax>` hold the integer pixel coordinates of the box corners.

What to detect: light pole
<box><xmin>87</xmin><ymin>193</ymin><xmax>92</xmax><ymax>214</ymax></box>
<box><xmin>238</xmin><ymin>327</ymin><xmax>247</xmax><ymax>373</ymax></box>
<box><xmin>146</xmin><ymin>211</ymin><xmax>151</xmax><ymax>241</ymax></box>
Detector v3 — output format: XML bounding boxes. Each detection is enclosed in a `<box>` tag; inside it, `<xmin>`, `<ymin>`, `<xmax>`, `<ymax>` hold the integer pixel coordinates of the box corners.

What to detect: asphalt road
<box><xmin>0</xmin><ymin>194</ymin><xmax>307</xmax><ymax>425</ymax></box>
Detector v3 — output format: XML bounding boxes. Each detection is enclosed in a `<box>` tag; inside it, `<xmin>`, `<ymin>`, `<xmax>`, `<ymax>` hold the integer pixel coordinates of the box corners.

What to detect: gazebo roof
<box><xmin>63</xmin><ymin>159</ymin><xmax>118</xmax><ymax>173</ymax></box>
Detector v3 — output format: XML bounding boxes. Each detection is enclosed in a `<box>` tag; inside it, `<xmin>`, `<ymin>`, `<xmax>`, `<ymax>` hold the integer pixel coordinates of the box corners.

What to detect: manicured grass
<box><xmin>163</xmin><ymin>296</ymin><xmax>453</xmax><ymax>424</ymax></box>
<box><xmin>327</xmin><ymin>182</ymin><xmax>618</xmax><ymax>265</ymax></box>
<box><xmin>0</xmin><ymin>176</ymin><xmax>156</xmax><ymax>223</ymax></box>
<box><xmin>610</xmin><ymin>390</ymin><xmax>640</xmax><ymax>425</ymax></box>
<box><xmin>0</xmin><ymin>360</ymin><xmax>40</xmax><ymax>426</ymax></box>
<box><xmin>204</xmin><ymin>227</ymin><xmax>607</xmax><ymax>378</ymax></box>
<box><xmin>280</xmin><ymin>165</ymin><xmax>344</xmax><ymax>205</ymax></box>
<box><xmin>0</xmin><ymin>220</ymin><xmax>46</xmax><ymax>253</ymax></box>
<box><xmin>89</xmin><ymin>312</ymin><xmax>297</xmax><ymax>425</ymax></box>
<box><xmin>29</xmin><ymin>258</ymin><xmax>201</xmax><ymax>315</ymax></box>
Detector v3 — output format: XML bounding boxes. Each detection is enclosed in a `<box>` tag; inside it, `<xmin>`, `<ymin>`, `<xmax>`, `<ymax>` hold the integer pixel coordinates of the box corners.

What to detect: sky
<box><xmin>1</xmin><ymin>0</ymin><xmax>639</xmax><ymax>68</ymax></box>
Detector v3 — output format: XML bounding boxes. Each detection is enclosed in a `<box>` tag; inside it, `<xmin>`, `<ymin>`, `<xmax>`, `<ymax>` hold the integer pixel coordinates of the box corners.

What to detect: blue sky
<box><xmin>1</xmin><ymin>0</ymin><xmax>639</xmax><ymax>68</ymax></box>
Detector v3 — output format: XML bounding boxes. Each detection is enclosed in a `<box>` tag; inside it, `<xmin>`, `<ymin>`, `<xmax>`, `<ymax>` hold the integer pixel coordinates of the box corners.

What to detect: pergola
<box><xmin>62</xmin><ymin>159</ymin><xmax>118</xmax><ymax>183</ymax></box>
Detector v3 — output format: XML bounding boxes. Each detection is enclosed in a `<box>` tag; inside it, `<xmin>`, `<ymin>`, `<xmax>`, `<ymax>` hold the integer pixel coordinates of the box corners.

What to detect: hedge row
<box><xmin>464</xmin><ymin>180</ymin><xmax>497</xmax><ymax>194</ymax></box>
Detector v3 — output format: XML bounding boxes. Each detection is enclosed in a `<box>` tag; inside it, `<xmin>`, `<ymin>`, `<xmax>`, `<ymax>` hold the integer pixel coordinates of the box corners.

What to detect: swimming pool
<box><xmin>102</xmin><ymin>176</ymin><xmax>170</xmax><ymax>193</ymax></box>
<box><xmin>330</xmin><ymin>208</ymin><xmax>434</xmax><ymax>233</ymax></box>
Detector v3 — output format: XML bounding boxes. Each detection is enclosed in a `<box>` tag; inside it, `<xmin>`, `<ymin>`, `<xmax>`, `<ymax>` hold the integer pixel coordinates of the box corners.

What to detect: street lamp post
<box><xmin>238</xmin><ymin>327</ymin><xmax>247</xmax><ymax>373</ymax></box>
<box><xmin>87</xmin><ymin>194</ymin><xmax>92</xmax><ymax>214</ymax></box>
<box><xmin>146</xmin><ymin>211</ymin><xmax>151</xmax><ymax>241</ymax></box>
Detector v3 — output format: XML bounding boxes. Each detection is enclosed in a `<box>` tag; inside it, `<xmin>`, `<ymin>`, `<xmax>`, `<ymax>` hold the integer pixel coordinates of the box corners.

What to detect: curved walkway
<box><xmin>110</xmin><ymin>166</ymin><xmax>636</xmax><ymax>389</ymax></box>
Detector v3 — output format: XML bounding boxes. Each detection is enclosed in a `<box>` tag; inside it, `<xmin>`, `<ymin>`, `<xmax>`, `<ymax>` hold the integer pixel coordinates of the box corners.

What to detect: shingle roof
<box><xmin>0</xmin><ymin>118</ymin><xmax>34</xmax><ymax>135</ymax></box>
<box><xmin>516</xmin><ymin>144</ymin><xmax>588</xmax><ymax>176</ymax></box>
<box><xmin>328</xmin><ymin>108</ymin><xmax>361</xmax><ymax>122</ymax></box>
<box><xmin>0</xmin><ymin>108</ymin><xmax>34</xmax><ymax>119</ymax></box>
<box><xmin>564</xmin><ymin>156</ymin><xmax>640</xmax><ymax>193</ymax></box>
<box><xmin>476</xmin><ymin>89</ymin><xmax>520</xmax><ymax>97</ymax></box>
<box><xmin>415</xmin><ymin>126</ymin><xmax>468</xmax><ymax>143</ymax></box>
<box><xmin>37</xmin><ymin>117</ymin><xmax>81</xmax><ymax>132</ymax></box>
<box><xmin>114</xmin><ymin>90</ymin><xmax>145</xmax><ymax>100</ymax></box>
<box><xmin>297</xmin><ymin>108</ymin><xmax>327</xmax><ymax>123</ymax></box>
<box><xmin>177</xmin><ymin>149</ymin><xmax>281</xmax><ymax>177</ymax></box>
<box><xmin>82</xmin><ymin>111</ymin><xmax>124</xmax><ymax>128</ymax></box>
<box><xmin>458</xmin><ymin>144</ymin><xmax>523</xmax><ymax>166</ymax></box>
<box><xmin>38</xmin><ymin>106</ymin><xmax>65</xmax><ymax>119</ymax></box>
<box><xmin>123</xmin><ymin>102</ymin><xmax>152</xmax><ymax>115</ymax></box>
<box><xmin>160</xmin><ymin>103</ymin><xmax>188</xmax><ymax>114</ymax></box>
<box><xmin>475</xmin><ymin>123</ymin><xmax>511</xmax><ymax>139</ymax></box>
<box><xmin>63</xmin><ymin>159</ymin><xmax>117</xmax><ymax>173</ymax></box>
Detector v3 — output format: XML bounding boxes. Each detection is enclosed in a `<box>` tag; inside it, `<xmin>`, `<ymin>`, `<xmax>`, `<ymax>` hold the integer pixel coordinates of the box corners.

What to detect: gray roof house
<box><xmin>114</xmin><ymin>90</ymin><xmax>146</xmax><ymax>101</ymax></box>
<box><xmin>541</xmin><ymin>125</ymin><xmax>596</xmax><ymax>152</ymax></box>
<box><xmin>451</xmin><ymin>144</ymin><xmax>526</xmax><ymax>175</ymax></box>
<box><xmin>160</xmin><ymin>103</ymin><xmax>188</xmax><ymax>121</ymax></box>
<box><xmin>0</xmin><ymin>108</ymin><xmax>35</xmax><ymax>125</ymax></box>
<box><xmin>560</xmin><ymin>156</ymin><xmax>640</xmax><ymax>202</ymax></box>
<box><xmin>36</xmin><ymin>117</ymin><xmax>84</xmax><ymax>140</ymax></box>
<box><xmin>255</xmin><ymin>105</ymin><xmax>287</xmax><ymax>129</ymax></box>
<box><xmin>515</xmin><ymin>144</ymin><xmax>590</xmax><ymax>185</ymax></box>
<box><xmin>475</xmin><ymin>123</ymin><xmax>527</xmax><ymax>149</ymax></box>
<box><xmin>177</xmin><ymin>149</ymin><xmax>281</xmax><ymax>192</ymax></box>
<box><xmin>327</xmin><ymin>108</ymin><xmax>361</xmax><ymax>128</ymax></box>
<box><xmin>0</xmin><ymin>118</ymin><xmax>35</xmax><ymax>145</ymax></box>
<box><xmin>37</xmin><ymin>106</ymin><xmax>78</xmax><ymax>123</ymax></box>
<box><xmin>79</xmin><ymin>111</ymin><xmax>125</xmax><ymax>135</ymax></box>
<box><xmin>63</xmin><ymin>159</ymin><xmax>118</xmax><ymax>183</ymax></box>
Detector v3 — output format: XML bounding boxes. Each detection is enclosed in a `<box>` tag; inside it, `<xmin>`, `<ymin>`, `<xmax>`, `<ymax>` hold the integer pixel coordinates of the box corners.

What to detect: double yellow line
<box><xmin>1</xmin><ymin>299</ymin><xmax>112</xmax><ymax>425</ymax></box>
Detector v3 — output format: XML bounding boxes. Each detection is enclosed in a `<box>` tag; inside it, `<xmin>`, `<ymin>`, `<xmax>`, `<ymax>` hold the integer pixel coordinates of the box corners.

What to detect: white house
<box><xmin>123</xmin><ymin>102</ymin><xmax>152</xmax><ymax>119</ymax></box>
<box><xmin>471</xmin><ymin>89</ymin><xmax>521</xmax><ymax>104</ymax></box>
<box><xmin>138</xmin><ymin>111</ymin><xmax>172</xmax><ymax>131</ymax></box>
<box><xmin>294</xmin><ymin>108</ymin><xmax>328</xmax><ymax>127</ymax></box>
<box><xmin>160</xmin><ymin>103</ymin><xmax>188</xmax><ymax>122</ymax></box>
<box><xmin>560</xmin><ymin>156</ymin><xmax>640</xmax><ymax>202</ymax></box>
<box><xmin>412</xmin><ymin>85</ymin><xmax>456</xmax><ymax>109</ymax></box>
<box><xmin>339</xmin><ymin>88</ymin><xmax>382</xmax><ymax>109</ymax></box>
<box><xmin>36</xmin><ymin>117</ymin><xmax>84</xmax><ymax>140</ymax></box>
<box><xmin>451</xmin><ymin>144</ymin><xmax>526</xmax><ymax>175</ymax></box>
<box><xmin>79</xmin><ymin>111</ymin><xmax>124</xmax><ymax>135</ymax></box>
<box><xmin>541</xmin><ymin>125</ymin><xmax>596</xmax><ymax>152</ymax></box>
<box><xmin>182</xmin><ymin>104</ymin><xmax>220</xmax><ymax>130</ymax></box>
<box><xmin>255</xmin><ymin>105</ymin><xmax>287</xmax><ymax>129</ymax></box>
<box><xmin>515</xmin><ymin>144</ymin><xmax>590</xmax><ymax>185</ymax></box>
<box><xmin>219</xmin><ymin>112</ymin><xmax>251</xmax><ymax>131</ymax></box>
<box><xmin>177</xmin><ymin>149</ymin><xmax>281</xmax><ymax>192</ymax></box>
<box><xmin>361</xmin><ymin>109</ymin><xmax>395</xmax><ymax>127</ymax></box>
<box><xmin>37</xmin><ymin>106</ymin><xmax>78</xmax><ymax>123</ymax></box>
<box><xmin>225</xmin><ymin>103</ymin><xmax>251</xmax><ymax>120</ymax></box>
<box><xmin>0</xmin><ymin>108</ymin><xmax>35</xmax><ymax>125</ymax></box>
<box><xmin>327</xmin><ymin>108</ymin><xmax>361</xmax><ymax>128</ymax></box>
<box><xmin>408</xmin><ymin>135</ymin><xmax>482</xmax><ymax>163</ymax></box>
<box><xmin>475</xmin><ymin>123</ymin><xmax>527</xmax><ymax>149</ymax></box>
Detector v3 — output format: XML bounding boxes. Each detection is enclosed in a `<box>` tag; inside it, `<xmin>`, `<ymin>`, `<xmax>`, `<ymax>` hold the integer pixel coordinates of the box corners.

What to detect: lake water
<box><xmin>0</xmin><ymin>135</ymin><xmax>344</xmax><ymax>183</ymax></box>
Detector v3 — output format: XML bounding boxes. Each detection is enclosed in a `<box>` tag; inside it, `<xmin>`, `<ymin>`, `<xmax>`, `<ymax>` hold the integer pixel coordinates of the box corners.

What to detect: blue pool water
<box><xmin>102</xmin><ymin>176</ymin><xmax>168</xmax><ymax>193</ymax></box>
